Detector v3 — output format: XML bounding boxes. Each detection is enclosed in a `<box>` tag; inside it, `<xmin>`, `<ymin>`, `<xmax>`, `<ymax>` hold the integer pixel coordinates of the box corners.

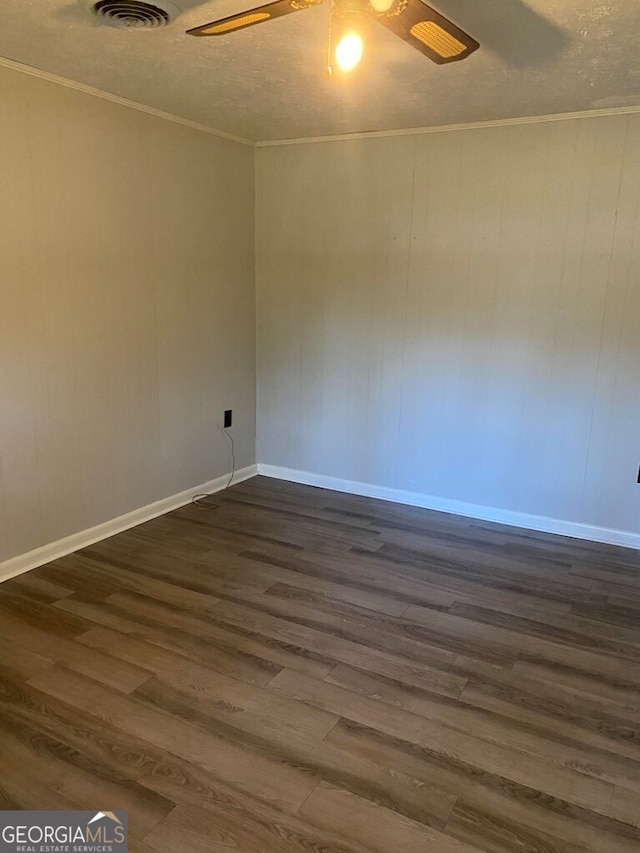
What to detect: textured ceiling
<box><xmin>1</xmin><ymin>0</ymin><xmax>639</xmax><ymax>142</ymax></box>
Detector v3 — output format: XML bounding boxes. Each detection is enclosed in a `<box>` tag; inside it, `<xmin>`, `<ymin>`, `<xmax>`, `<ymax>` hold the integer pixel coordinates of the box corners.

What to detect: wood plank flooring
<box><xmin>1</xmin><ymin>475</ymin><xmax>640</xmax><ymax>852</ymax></box>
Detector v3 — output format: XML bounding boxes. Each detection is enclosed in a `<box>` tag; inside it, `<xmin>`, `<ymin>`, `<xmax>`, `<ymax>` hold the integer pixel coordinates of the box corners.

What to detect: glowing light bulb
<box><xmin>335</xmin><ymin>31</ymin><xmax>363</xmax><ymax>72</ymax></box>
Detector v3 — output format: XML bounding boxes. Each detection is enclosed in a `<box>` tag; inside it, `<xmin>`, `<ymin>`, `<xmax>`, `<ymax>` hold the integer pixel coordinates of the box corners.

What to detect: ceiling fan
<box><xmin>186</xmin><ymin>0</ymin><xmax>480</xmax><ymax>76</ymax></box>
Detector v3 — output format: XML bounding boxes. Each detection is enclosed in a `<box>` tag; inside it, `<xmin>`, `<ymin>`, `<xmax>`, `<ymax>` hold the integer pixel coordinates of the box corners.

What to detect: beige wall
<box><xmin>256</xmin><ymin>115</ymin><xmax>640</xmax><ymax>535</ymax></box>
<box><xmin>0</xmin><ymin>65</ymin><xmax>256</xmax><ymax>563</ymax></box>
<box><xmin>3</xmin><ymin>66</ymin><xmax>639</xmax><ymax>564</ymax></box>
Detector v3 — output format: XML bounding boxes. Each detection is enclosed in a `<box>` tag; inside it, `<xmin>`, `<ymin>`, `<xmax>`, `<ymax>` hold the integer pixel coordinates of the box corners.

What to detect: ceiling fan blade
<box><xmin>425</xmin><ymin>1</ymin><xmax>567</xmax><ymax>68</ymax></box>
<box><xmin>187</xmin><ymin>0</ymin><xmax>325</xmax><ymax>36</ymax></box>
<box><xmin>374</xmin><ymin>0</ymin><xmax>479</xmax><ymax>64</ymax></box>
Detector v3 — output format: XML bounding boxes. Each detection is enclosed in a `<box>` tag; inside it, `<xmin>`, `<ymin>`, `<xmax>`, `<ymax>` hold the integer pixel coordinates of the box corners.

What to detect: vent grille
<box><xmin>92</xmin><ymin>0</ymin><xmax>174</xmax><ymax>29</ymax></box>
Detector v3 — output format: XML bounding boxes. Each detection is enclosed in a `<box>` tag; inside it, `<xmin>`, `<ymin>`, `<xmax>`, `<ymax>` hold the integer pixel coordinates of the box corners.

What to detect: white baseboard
<box><xmin>0</xmin><ymin>465</ymin><xmax>258</xmax><ymax>584</ymax></box>
<box><xmin>4</xmin><ymin>461</ymin><xmax>637</xmax><ymax>584</ymax></box>
<box><xmin>257</xmin><ymin>464</ymin><xmax>640</xmax><ymax>552</ymax></box>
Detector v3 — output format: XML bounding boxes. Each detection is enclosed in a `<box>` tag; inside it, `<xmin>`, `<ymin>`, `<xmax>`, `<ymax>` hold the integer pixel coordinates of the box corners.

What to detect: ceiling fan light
<box><xmin>335</xmin><ymin>30</ymin><xmax>364</xmax><ymax>72</ymax></box>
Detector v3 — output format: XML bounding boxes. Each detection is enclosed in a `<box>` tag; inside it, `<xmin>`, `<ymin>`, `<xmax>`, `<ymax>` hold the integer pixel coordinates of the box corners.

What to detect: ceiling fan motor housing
<box><xmin>331</xmin><ymin>0</ymin><xmax>369</xmax><ymax>39</ymax></box>
<box><xmin>88</xmin><ymin>0</ymin><xmax>180</xmax><ymax>29</ymax></box>
<box><xmin>332</xmin><ymin>0</ymin><xmax>369</xmax><ymax>19</ymax></box>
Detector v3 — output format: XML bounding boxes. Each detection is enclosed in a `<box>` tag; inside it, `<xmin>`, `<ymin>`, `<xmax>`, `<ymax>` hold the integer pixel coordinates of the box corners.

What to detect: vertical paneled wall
<box><xmin>256</xmin><ymin>115</ymin><xmax>640</xmax><ymax>535</ymax></box>
<box><xmin>0</xmin><ymin>66</ymin><xmax>256</xmax><ymax>563</ymax></box>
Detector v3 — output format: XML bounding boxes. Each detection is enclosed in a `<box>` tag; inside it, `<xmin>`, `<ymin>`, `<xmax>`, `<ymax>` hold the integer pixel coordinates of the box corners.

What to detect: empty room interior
<box><xmin>1</xmin><ymin>1</ymin><xmax>640</xmax><ymax>851</ymax></box>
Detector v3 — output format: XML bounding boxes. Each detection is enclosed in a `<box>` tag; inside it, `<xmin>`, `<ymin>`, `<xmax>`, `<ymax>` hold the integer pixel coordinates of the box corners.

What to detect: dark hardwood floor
<box><xmin>1</xmin><ymin>475</ymin><xmax>640</xmax><ymax>852</ymax></box>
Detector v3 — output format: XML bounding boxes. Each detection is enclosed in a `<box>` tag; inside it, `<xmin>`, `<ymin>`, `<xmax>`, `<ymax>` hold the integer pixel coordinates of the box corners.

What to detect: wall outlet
<box><xmin>224</xmin><ymin>409</ymin><xmax>233</xmax><ymax>429</ymax></box>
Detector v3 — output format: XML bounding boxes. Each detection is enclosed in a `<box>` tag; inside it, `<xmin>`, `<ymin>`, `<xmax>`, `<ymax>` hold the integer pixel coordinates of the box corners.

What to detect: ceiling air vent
<box><xmin>92</xmin><ymin>0</ymin><xmax>179</xmax><ymax>29</ymax></box>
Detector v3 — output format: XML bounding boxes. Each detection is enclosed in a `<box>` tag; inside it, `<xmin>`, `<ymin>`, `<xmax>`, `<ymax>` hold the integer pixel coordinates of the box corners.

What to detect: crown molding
<box><xmin>256</xmin><ymin>104</ymin><xmax>640</xmax><ymax>148</ymax></box>
<box><xmin>0</xmin><ymin>53</ymin><xmax>254</xmax><ymax>147</ymax></box>
<box><xmin>3</xmin><ymin>52</ymin><xmax>640</xmax><ymax>154</ymax></box>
